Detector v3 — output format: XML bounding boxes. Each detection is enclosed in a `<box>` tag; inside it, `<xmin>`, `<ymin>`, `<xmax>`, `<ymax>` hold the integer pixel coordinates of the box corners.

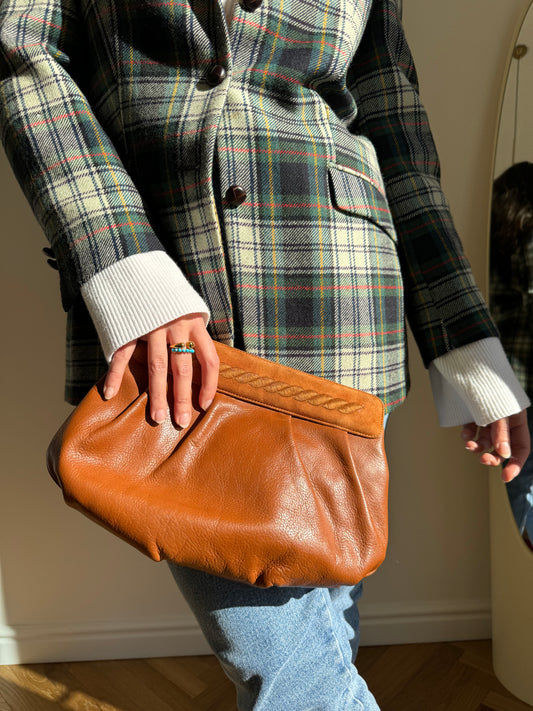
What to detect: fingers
<box><xmin>476</xmin><ymin>419</ymin><xmax>510</xmax><ymax>470</ymax></box>
<box><xmin>490</xmin><ymin>418</ymin><xmax>511</xmax><ymax>460</ymax></box>
<box><xmin>462</xmin><ymin>421</ymin><xmax>508</xmax><ymax>462</ymax></box>
<box><xmin>169</xmin><ymin>342</ymin><xmax>194</xmax><ymax>428</ymax></box>
<box><xmin>461</xmin><ymin>422</ymin><xmax>479</xmax><ymax>445</ymax></box>
<box><xmin>194</xmin><ymin>338</ymin><xmax>220</xmax><ymax>411</ymax></box>
<box><xmin>462</xmin><ymin>411</ymin><xmax>531</xmax><ymax>483</ymax></box>
<box><xmin>462</xmin><ymin>424</ymin><xmax>492</xmax><ymax>454</ymax></box>
<box><xmin>104</xmin><ymin>341</ymin><xmax>137</xmax><ymax>400</ymax></box>
<box><xmin>158</xmin><ymin>313</ymin><xmax>219</xmax><ymax>427</ymax></box>
<box><xmin>103</xmin><ymin>314</ymin><xmax>218</xmax><ymax>428</ymax></box>
<box><xmin>501</xmin><ymin>411</ymin><xmax>531</xmax><ymax>483</ymax></box>
<box><xmin>168</xmin><ymin>330</ymin><xmax>219</xmax><ymax>425</ymax></box>
<box><xmin>148</xmin><ymin>330</ymin><xmax>171</xmax><ymax>424</ymax></box>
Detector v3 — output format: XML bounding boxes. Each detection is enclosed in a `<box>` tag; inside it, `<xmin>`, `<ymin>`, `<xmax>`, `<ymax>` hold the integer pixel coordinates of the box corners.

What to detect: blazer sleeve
<box><xmin>0</xmin><ymin>1</ymin><xmax>208</xmax><ymax>359</ymax></box>
<box><xmin>347</xmin><ymin>0</ymin><xmax>500</xmax><ymax>367</ymax></box>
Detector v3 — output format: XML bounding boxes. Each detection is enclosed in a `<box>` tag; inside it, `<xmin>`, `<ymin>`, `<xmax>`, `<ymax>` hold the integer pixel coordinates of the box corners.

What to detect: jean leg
<box><xmin>506</xmin><ymin>408</ymin><xmax>533</xmax><ymax>536</ymax></box>
<box><xmin>328</xmin><ymin>582</ymin><xmax>363</xmax><ymax>662</ymax></box>
<box><xmin>168</xmin><ymin>564</ymin><xmax>379</xmax><ymax>711</ymax></box>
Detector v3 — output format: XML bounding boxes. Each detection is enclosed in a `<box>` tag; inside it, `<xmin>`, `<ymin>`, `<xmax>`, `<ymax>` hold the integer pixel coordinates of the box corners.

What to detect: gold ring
<box><xmin>169</xmin><ymin>341</ymin><xmax>195</xmax><ymax>354</ymax></box>
<box><xmin>168</xmin><ymin>342</ymin><xmax>195</xmax><ymax>350</ymax></box>
<box><xmin>169</xmin><ymin>342</ymin><xmax>186</xmax><ymax>350</ymax></box>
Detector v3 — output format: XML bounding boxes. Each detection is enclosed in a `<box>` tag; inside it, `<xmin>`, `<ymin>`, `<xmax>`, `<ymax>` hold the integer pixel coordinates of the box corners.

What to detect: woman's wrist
<box><xmin>81</xmin><ymin>251</ymin><xmax>210</xmax><ymax>361</ymax></box>
<box><xmin>429</xmin><ymin>337</ymin><xmax>530</xmax><ymax>426</ymax></box>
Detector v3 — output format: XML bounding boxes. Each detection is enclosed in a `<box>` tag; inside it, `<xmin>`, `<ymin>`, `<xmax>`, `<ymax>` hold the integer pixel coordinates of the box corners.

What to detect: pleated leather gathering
<box><xmin>47</xmin><ymin>342</ymin><xmax>389</xmax><ymax>588</ymax></box>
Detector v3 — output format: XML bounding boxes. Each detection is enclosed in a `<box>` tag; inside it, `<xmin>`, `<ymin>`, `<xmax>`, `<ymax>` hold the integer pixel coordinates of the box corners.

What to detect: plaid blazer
<box><xmin>0</xmin><ymin>0</ymin><xmax>498</xmax><ymax>407</ymax></box>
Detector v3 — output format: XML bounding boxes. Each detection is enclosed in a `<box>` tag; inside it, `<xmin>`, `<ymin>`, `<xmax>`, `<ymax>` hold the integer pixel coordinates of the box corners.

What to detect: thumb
<box><xmin>490</xmin><ymin>418</ymin><xmax>511</xmax><ymax>460</ymax></box>
<box><xmin>103</xmin><ymin>340</ymin><xmax>137</xmax><ymax>399</ymax></box>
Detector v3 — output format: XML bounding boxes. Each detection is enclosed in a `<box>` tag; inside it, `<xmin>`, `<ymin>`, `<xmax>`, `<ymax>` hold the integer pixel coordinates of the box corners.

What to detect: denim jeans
<box><xmin>506</xmin><ymin>407</ymin><xmax>533</xmax><ymax>540</ymax></box>
<box><xmin>168</xmin><ymin>565</ymin><xmax>379</xmax><ymax>710</ymax></box>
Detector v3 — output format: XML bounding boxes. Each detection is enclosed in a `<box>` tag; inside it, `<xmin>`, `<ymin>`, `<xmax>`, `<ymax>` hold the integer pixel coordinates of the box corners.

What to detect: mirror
<box><xmin>490</xmin><ymin>4</ymin><xmax>533</xmax><ymax>550</ymax></box>
<box><xmin>489</xmin><ymin>2</ymin><xmax>533</xmax><ymax>705</ymax></box>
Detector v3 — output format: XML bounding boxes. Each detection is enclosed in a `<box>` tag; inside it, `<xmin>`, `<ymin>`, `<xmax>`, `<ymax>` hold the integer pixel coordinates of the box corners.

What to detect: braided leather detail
<box><xmin>218</xmin><ymin>363</ymin><xmax>363</xmax><ymax>414</ymax></box>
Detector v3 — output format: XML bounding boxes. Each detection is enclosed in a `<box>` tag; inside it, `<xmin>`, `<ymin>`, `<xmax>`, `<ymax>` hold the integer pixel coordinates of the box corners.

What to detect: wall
<box><xmin>0</xmin><ymin>0</ymin><xmax>529</xmax><ymax>664</ymax></box>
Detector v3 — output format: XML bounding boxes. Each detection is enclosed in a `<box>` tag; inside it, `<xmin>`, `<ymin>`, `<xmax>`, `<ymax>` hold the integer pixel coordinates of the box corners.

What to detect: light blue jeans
<box><xmin>506</xmin><ymin>407</ymin><xmax>533</xmax><ymax>541</ymax></box>
<box><xmin>168</xmin><ymin>565</ymin><xmax>379</xmax><ymax>710</ymax></box>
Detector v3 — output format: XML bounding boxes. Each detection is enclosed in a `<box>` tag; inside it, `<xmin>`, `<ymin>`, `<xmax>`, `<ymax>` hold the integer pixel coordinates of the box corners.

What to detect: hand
<box><xmin>102</xmin><ymin>313</ymin><xmax>219</xmax><ymax>427</ymax></box>
<box><xmin>461</xmin><ymin>410</ymin><xmax>530</xmax><ymax>482</ymax></box>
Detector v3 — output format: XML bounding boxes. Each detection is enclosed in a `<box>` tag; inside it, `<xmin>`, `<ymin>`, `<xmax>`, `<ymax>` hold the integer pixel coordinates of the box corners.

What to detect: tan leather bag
<box><xmin>47</xmin><ymin>342</ymin><xmax>388</xmax><ymax>588</ymax></box>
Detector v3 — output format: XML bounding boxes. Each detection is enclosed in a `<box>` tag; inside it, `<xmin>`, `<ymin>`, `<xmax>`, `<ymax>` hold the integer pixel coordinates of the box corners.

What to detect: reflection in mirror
<box><xmin>490</xmin><ymin>9</ymin><xmax>533</xmax><ymax>551</ymax></box>
<box><xmin>490</xmin><ymin>164</ymin><xmax>533</xmax><ymax>550</ymax></box>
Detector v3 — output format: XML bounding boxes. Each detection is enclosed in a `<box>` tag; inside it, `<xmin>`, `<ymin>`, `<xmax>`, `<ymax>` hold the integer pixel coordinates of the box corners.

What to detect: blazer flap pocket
<box><xmin>328</xmin><ymin>162</ymin><xmax>396</xmax><ymax>240</ymax></box>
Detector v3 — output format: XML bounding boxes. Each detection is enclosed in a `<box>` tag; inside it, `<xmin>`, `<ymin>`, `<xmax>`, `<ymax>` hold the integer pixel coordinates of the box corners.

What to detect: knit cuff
<box><xmin>428</xmin><ymin>337</ymin><xmax>530</xmax><ymax>427</ymax></box>
<box><xmin>81</xmin><ymin>251</ymin><xmax>210</xmax><ymax>361</ymax></box>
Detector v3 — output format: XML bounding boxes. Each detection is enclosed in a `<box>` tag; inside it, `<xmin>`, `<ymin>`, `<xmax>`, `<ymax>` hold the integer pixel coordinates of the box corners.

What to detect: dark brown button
<box><xmin>241</xmin><ymin>0</ymin><xmax>262</xmax><ymax>10</ymax></box>
<box><xmin>225</xmin><ymin>185</ymin><xmax>247</xmax><ymax>207</ymax></box>
<box><xmin>206</xmin><ymin>64</ymin><xmax>227</xmax><ymax>87</ymax></box>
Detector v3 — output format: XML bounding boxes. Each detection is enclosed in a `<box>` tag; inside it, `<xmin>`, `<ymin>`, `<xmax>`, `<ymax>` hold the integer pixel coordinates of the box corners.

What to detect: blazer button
<box><xmin>241</xmin><ymin>0</ymin><xmax>262</xmax><ymax>10</ymax></box>
<box><xmin>225</xmin><ymin>185</ymin><xmax>247</xmax><ymax>207</ymax></box>
<box><xmin>206</xmin><ymin>64</ymin><xmax>227</xmax><ymax>87</ymax></box>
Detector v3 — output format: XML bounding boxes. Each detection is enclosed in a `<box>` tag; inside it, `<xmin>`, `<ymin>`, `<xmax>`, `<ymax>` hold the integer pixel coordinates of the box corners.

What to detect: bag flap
<box><xmin>205</xmin><ymin>342</ymin><xmax>384</xmax><ymax>438</ymax></box>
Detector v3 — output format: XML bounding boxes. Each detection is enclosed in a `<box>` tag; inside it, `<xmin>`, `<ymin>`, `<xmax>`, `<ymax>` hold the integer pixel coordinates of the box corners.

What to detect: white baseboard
<box><xmin>0</xmin><ymin>617</ymin><xmax>211</xmax><ymax>665</ymax></box>
<box><xmin>0</xmin><ymin>599</ymin><xmax>491</xmax><ymax>665</ymax></box>
<box><xmin>359</xmin><ymin>598</ymin><xmax>491</xmax><ymax>646</ymax></box>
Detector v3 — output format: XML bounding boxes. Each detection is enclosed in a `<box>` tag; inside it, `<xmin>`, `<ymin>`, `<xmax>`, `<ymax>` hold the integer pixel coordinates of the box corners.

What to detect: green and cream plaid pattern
<box><xmin>0</xmin><ymin>0</ymin><xmax>498</xmax><ymax>407</ymax></box>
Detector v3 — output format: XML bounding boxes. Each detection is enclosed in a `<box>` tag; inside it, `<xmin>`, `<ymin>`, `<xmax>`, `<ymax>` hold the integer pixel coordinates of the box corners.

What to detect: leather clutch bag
<box><xmin>47</xmin><ymin>341</ymin><xmax>388</xmax><ymax>588</ymax></box>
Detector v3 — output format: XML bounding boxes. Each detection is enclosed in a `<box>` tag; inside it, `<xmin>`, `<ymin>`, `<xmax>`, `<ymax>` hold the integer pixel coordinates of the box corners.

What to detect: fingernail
<box><xmin>202</xmin><ymin>398</ymin><xmax>214</xmax><ymax>411</ymax></box>
<box><xmin>103</xmin><ymin>386</ymin><xmax>114</xmax><ymax>400</ymax></box>
<box><xmin>178</xmin><ymin>414</ymin><xmax>191</xmax><ymax>428</ymax></box>
<box><xmin>499</xmin><ymin>443</ymin><xmax>511</xmax><ymax>459</ymax></box>
<box><xmin>153</xmin><ymin>409</ymin><xmax>167</xmax><ymax>424</ymax></box>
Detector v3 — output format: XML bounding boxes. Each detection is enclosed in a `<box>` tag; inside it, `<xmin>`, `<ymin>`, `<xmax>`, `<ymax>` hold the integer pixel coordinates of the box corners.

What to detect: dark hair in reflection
<box><xmin>491</xmin><ymin>161</ymin><xmax>533</xmax><ymax>257</ymax></box>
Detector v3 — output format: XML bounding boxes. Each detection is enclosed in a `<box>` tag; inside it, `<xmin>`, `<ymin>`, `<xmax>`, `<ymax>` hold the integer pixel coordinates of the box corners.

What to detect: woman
<box><xmin>491</xmin><ymin>161</ymin><xmax>533</xmax><ymax>549</ymax></box>
<box><xmin>0</xmin><ymin>0</ymin><xmax>529</xmax><ymax>708</ymax></box>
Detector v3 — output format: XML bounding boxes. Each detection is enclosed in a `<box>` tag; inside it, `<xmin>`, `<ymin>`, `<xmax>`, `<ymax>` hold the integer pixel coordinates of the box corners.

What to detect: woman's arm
<box><xmin>0</xmin><ymin>0</ymin><xmax>214</xmax><ymax>422</ymax></box>
<box><xmin>348</xmin><ymin>0</ymin><xmax>530</xmax><ymax>478</ymax></box>
<box><xmin>429</xmin><ymin>338</ymin><xmax>530</xmax><ymax>480</ymax></box>
<box><xmin>347</xmin><ymin>0</ymin><xmax>499</xmax><ymax>363</ymax></box>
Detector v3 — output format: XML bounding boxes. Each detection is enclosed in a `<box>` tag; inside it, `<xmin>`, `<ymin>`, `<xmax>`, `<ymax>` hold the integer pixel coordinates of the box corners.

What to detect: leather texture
<box><xmin>47</xmin><ymin>342</ymin><xmax>389</xmax><ymax>588</ymax></box>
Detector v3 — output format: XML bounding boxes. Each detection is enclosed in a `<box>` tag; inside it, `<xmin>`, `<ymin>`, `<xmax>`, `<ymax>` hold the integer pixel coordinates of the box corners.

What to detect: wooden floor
<box><xmin>0</xmin><ymin>640</ymin><xmax>531</xmax><ymax>710</ymax></box>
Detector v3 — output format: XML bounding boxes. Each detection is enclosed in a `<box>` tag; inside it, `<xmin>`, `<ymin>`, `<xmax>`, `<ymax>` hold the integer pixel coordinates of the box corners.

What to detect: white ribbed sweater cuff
<box><xmin>429</xmin><ymin>337</ymin><xmax>530</xmax><ymax>427</ymax></box>
<box><xmin>81</xmin><ymin>251</ymin><xmax>210</xmax><ymax>361</ymax></box>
